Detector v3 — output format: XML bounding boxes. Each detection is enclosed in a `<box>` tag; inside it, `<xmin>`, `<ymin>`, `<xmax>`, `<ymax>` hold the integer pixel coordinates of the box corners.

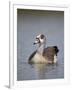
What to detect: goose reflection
<box><xmin>30</xmin><ymin>63</ymin><xmax>57</xmax><ymax>79</ymax></box>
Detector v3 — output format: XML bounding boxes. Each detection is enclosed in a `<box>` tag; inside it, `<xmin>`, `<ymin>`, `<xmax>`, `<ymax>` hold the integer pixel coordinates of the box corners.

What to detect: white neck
<box><xmin>37</xmin><ymin>43</ymin><xmax>45</xmax><ymax>55</ymax></box>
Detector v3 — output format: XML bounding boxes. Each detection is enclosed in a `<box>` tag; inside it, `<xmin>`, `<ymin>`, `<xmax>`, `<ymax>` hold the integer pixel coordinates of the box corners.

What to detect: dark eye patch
<box><xmin>41</xmin><ymin>34</ymin><xmax>44</xmax><ymax>39</ymax></box>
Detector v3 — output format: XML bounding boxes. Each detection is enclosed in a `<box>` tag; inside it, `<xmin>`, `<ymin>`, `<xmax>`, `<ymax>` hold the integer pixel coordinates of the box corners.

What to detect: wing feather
<box><xmin>43</xmin><ymin>46</ymin><xmax>59</xmax><ymax>62</ymax></box>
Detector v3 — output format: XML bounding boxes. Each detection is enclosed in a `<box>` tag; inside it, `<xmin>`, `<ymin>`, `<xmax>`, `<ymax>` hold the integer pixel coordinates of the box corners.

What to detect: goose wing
<box><xmin>28</xmin><ymin>50</ymin><xmax>37</xmax><ymax>63</ymax></box>
<box><xmin>43</xmin><ymin>46</ymin><xmax>59</xmax><ymax>62</ymax></box>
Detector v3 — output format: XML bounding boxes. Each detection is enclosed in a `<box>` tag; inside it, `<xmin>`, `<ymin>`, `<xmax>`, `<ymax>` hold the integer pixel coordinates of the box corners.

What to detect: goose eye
<box><xmin>41</xmin><ymin>35</ymin><xmax>44</xmax><ymax>39</ymax></box>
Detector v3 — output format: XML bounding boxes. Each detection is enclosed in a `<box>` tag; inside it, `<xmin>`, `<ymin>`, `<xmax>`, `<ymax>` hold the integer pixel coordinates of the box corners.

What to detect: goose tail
<box><xmin>54</xmin><ymin>46</ymin><xmax>59</xmax><ymax>56</ymax></box>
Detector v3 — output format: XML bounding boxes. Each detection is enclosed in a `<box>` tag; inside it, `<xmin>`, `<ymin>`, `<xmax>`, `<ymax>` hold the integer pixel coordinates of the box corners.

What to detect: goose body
<box><xmin>28</xmin><ymin>34</ymin><xmax>59</xmax><ymax>64</ymax></box>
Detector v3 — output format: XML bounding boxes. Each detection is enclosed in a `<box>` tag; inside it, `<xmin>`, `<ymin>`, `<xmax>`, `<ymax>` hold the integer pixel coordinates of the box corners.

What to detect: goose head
<box><xmin>33</xmin><ymin>34</ymin><xmax>46</xmax><ymax>46</ymax></box>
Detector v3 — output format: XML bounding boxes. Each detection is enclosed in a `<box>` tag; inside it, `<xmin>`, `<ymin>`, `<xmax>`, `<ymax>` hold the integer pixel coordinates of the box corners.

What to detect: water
<box><xmin>17</xmin><ymin>9</ymin><xmax>64</xmax><ymax>80</ymax></box>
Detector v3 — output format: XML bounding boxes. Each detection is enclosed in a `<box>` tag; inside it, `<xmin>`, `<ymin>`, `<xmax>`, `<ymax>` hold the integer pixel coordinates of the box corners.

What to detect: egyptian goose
<box><xmin>28</xmin><ymin>34</ymin><xmax>59</xmax><ymax>64</ymax></box>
